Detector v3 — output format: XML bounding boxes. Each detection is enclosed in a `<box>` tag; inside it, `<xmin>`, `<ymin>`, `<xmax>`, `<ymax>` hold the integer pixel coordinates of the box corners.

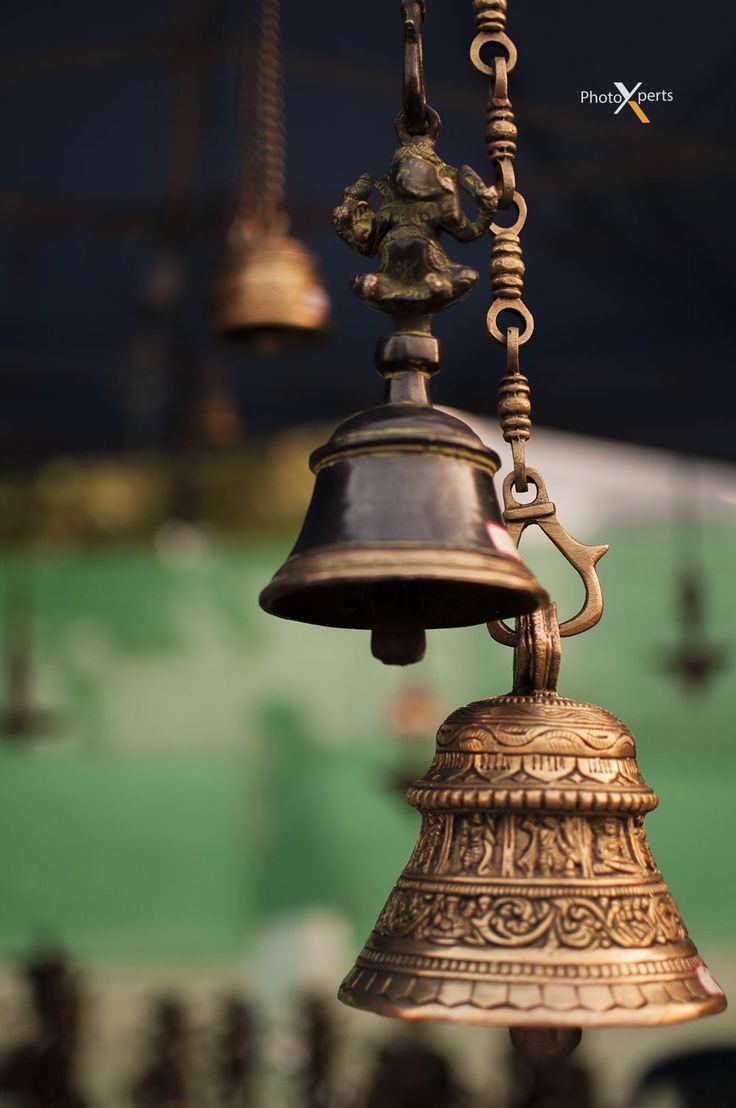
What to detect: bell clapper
<box><xmin>371</xmin><ymin>583</ymin><xmax>427</xmax><ymax>666</ymax></box>
<box><xmin>509</xmin><ymin>1027</ymin><xmax>583</xmax><ymax>1068</ymax></box>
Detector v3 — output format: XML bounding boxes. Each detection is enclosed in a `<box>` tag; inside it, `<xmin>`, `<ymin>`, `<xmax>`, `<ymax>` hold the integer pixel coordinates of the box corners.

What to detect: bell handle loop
<box><xmin>488</xmin><ymin>468</ymin><xmax>609</xmax><ymax>647</ymax></box>
<box><xmin>512</xmin><ymin>601</ymin><xmax>561</xmax><ymax>694</ymax></box>
<box><xmin>400</xmin><ymin>0</ymin><xmax>434</xmax><ymax>136</ymax></box>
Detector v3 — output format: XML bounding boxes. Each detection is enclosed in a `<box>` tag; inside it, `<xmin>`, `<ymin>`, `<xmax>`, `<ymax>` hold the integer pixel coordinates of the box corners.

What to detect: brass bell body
<box><xmin>339</xmin><ymin>689</ymin><xmax>726</xmax><ymax>1025</ymax></box>
<box><xmin>259</xmin><ymin>356</ymin><xmax>546</xmax><ymax>664</ymax></box>
<box><xmin>213</xmin><ymin>231</ymin><xmax>330</xmax><ymax>350</ymax></box>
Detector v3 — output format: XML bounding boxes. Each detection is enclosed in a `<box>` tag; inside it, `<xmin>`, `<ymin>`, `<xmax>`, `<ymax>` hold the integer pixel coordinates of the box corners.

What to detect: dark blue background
<box><xmin>1</xmin><ymin>1</ymin><xmax>734</xmax><ymax>459</ymax></box>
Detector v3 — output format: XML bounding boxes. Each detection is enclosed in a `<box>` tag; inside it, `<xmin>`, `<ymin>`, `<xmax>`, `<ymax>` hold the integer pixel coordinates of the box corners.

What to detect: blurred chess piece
<box><xmin>295</xmin><ymin>994</ymin><xmax>337</xmax><ymax>1108</ymax></box>
<box><xmin>362</xmin><ymin>1033</ymin><xmax>469</xmax><ymax>1108</ymax></box>
<box><xmin>659</xmin><ymin>466</ymin><xmax>729</xmax><ymax>695</ymax></box>
<box><xmin>628</xmin><ymin>1047</ymin><xmax>736</xmax><ymax>1108</ymax></box>
<box><xmin>0</xmin><ymin>576</ymin><xmax>59</xmax><ymax>745</ymax></box>
<box><xmin>129</xmin><ymin>997</ymin><xmax>194</xmax><ymax>1108</ymax></box>
<box><xmin>212</xmin><ymin>996</ymin><xmax>257</xmax><ymax>1108</ymax></box>
<box><xmin>0</xmin><ymin>946</ymin><xmax>92</xmax><ymax>1108</ymax></box>
<box><xmin>659</xmin><ymin>566</ymin><xmax>729</xmax><ymax>693</ymax></box>
<box><xmin>506</xmin><ymin>1038</ymin><xmax>596</xmax><ymax>1108</ymax></box>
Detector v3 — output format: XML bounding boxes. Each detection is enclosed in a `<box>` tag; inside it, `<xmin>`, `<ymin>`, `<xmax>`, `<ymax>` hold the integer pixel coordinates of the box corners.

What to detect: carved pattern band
<box><xmin>357</xmin><ymin>943</ymin><xmax>702</xmax><ymax>981</ymax></box>
<box><xmin>409</xmin><ymin>784</ymin><xmax>657</xmax><ymax>814</ymax></box>
<box><xmin>421</xmin><ymin>752</ymin><xmax>645</xmax><ymax>787</ymax></box>
<box><xmin>375</xmin><ymin>886</ymin><xmax>687</xmax><ymax>951</ymax></box>
<box><xmin>404</xmin><ymin>812</ymin><xmax>661</xmax><ymax>885</ymax></box>
<box><xmin>436</xmin><ymin>695</ymin><xmax>635</xmax><ymax>757</ymax></box>
<box><xmin>411</xmin><ymin>751</ymin><xmax>656</xmax><ymax>812</ymax></box>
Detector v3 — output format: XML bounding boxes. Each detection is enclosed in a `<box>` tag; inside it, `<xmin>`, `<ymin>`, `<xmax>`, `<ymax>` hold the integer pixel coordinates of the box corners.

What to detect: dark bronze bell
<box><xmin>259</xmin><ymin>334</ymin><xmax>546</xmax><ymax>664</ymax></box>
<box><xmin>259</xmin><ymin>69</ymin><xmax>549</xmax><ymax>663</ymax></box>
<box><xmin>339</xmin><ymin>606</ymin><xmax>726</xmax><ymax>1026</ymax></box>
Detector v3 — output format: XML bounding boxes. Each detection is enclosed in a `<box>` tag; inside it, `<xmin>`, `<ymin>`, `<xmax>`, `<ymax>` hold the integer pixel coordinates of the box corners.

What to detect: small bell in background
<box><xmin>659</xmin><ymin>566</ymin><xmax>729</xmax><ymax>693</ymax></box>
<box><xmin>213</xmin><ymin>0</ymin><xmax>330</xmax><ymax>351</ymax></box>
<box><xmin>386</xmin><ymin>683</ymin><xmax>447</xmax><ymax>798</ymax></box>
<box><xmin>214</xmin><ymin>220</ymin><xmax>329</xmax><ymax>353</ymax></box>
<box><xmin>0</xmin><ymin>570</ymin><xmax>59</xmax><ymax>746</ymax></box>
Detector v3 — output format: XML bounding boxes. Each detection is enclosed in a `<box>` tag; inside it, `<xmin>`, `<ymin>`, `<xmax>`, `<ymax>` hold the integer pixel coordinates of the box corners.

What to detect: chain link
<box><xmin>233</xmin><ymin>0</ymin><xmax>287</xmax><ymax>237</ymax></box>
<box><xmin>496</xmin><ymin>326</ymin><xmax>531</xmax><ymax>491</ymax></box>
<box><xmin>470</xmin><ymin>2</ymin><xmax>610</xmax><ymax>643</ymax></box>
<box><xmin>470</xmin><ymin>0</ymin><xmax>533</xmax><ymax>491</ymax></box>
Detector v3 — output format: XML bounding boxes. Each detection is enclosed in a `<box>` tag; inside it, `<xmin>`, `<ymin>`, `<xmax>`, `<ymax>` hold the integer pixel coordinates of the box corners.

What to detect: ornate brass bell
<box><xmin>259</xmin><ymin>332</ymin><xmax>546</xmax><ymax>665</ymax></box>
<box><xmin>213</xmin><ymin>229</ymin><xmax>330</xmax><ymax>352</ymax></box>
<box><xmin>339</xmin><ymin>605</ymin><xmax>726</xmax><ymax>1027</ymax></box>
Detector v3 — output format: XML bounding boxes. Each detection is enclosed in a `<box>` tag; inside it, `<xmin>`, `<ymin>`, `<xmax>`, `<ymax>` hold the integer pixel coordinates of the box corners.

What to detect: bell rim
<box><xmin>338</xmin><ymin>940</ymin><xmax>727</xmax><ymax>1027</ymax></box>
<box><xmin>214</xmin><ymin>318</ymin><xmax>331</xmax><ymax>344</ymax></box>
<box><xmin>259</xmin><ymin>542</ymin><xmax>548</xmax><ymax>628</ymax></box>
<box><xmin>337</xmin><ymin>984</ymin><xmax>727</xmax><ymax>1028</ymax></box>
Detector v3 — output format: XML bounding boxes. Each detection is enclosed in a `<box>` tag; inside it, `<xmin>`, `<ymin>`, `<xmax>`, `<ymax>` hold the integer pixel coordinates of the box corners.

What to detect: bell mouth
<box><xmin>258</xmin><ymin>543</ymin><xmax>546</xmax><ymax>629</ymax></box>
<box><xmin>338</xmin><ymin>941</ymin><xmax>728</xmax><ymax>1028</ymax></box>
<box><xmin>216</xmin><ymin>321</ymin><xmax>329</xmax><ymax>354</ymax></box>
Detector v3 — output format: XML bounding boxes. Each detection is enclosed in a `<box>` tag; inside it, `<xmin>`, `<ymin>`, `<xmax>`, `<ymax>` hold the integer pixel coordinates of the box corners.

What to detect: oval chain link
<box><xmin>472</xmin><ymin>1</ymin><xmax>608</xmax><ymax>644</ymax></box>
<box><xmin>471</xmin><ymin>0</ymin><xmax>533</xmax><ymax>488</ymax></box>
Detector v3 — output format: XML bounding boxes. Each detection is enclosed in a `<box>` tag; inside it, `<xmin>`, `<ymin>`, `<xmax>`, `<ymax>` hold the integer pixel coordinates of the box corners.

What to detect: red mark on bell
<box><xmin>485</xmin><ymin>521</ymin><xmax>522</xmax><ymax>560</ymax></box>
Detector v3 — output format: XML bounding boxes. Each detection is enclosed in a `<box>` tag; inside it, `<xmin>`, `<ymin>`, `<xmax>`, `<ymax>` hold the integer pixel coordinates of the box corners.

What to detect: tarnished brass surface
<box><xmin>259</xmin><ymin>543</ymin><xmax>543</xmax><ymax>630</ymax></box>
<box><xmin>333</xmin><ymin>141</ymin><xmax>498</xmax><ymax>334</ymax></box>
<box><xmin>213</xmin><ymin>231</ymin><xmax>330</xmax><ymax>350</ymax></box>
<box><xmin>332</xmin><ymin>0</ymin><xmax>498</xmax><ymax>336</ymax></box>
<box><xmin>259</xmin><ymin>402</ymin><xmax>546</xmax><ymax>662</ymax></box>
<box><xmin>339</xmin><ymin>606</ymin><xmax>726</xmax><ymax>1026</ymax></box>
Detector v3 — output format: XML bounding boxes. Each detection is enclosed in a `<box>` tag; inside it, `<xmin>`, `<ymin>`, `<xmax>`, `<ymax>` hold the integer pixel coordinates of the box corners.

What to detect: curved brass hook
<box><xmin>488</xmin><ymin>468</ymin><xmax>609</xmax><ymax>647</ymax></box>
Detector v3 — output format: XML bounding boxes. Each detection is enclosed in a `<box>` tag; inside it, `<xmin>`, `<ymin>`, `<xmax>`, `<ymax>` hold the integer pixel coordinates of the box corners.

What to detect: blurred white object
<box><xmin>451</xmin><ymin>414</ymin><xmax>736</xmax><ymax>535</ymax></box>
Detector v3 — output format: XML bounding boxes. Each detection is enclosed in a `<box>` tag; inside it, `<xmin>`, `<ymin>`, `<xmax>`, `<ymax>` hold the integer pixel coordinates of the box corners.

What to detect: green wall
<box><xmin>0</xmin><ymin>521</ymin><xmax>733</xmax><ymax>965</ymax></box>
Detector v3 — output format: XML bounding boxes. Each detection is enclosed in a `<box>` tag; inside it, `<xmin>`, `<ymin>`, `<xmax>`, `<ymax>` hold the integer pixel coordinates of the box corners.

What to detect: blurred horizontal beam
<box><xmin>0</xmin><ymin>34</ymin><xmax>733</xmax><ymax>174</ymax></box>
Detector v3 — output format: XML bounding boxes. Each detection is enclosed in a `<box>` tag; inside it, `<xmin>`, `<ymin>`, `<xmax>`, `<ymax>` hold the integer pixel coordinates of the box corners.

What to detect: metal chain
<box><xmin>234</xmin><ymin>0</ymin><xmax>261</xmax><ymax>229</ymax></box>
<box><xmin>471</xmin><ymin>2</ymin><xmax>609</xmax><ymax>644</ymax></box>
<box><xmin>470</xmin><ymin>0</ymin><xmax>533</xmax><ymax>492</ymax></box>
<box><xmin>234</xmin><ymin>0</ymin><xmax>286</xmax><ymax>236</ymax></box>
